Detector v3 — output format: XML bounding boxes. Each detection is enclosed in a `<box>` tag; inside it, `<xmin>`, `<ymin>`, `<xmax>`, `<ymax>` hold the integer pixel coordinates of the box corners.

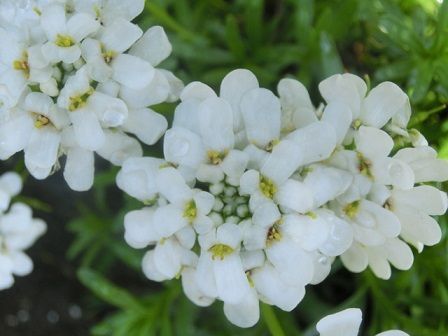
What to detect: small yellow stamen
<box><xmin>343</xmin><ymin>200</ymin><xmax>360</xmax><ymax>219</ymax></box>
<box><xmin>357</xmin><ymin>152</ymin><xmax>373</xmax><ymax>179</ymax></box>
<box><xmin>259</xmin><ymin>175</ymin><xmax>277</xmax><ymax>199</ymax></box>
<box><xmin>33</xmin><ymin>7</ymin><xmax>42</xmax><ymax>15</ymax></box>
<box><xmin>13</xmin><ymin>52</ymin><xmax>29</xmax><ymax>78</ymax></box>
<box><xmin>102</xmin><ymin>49</ymin><xmax>116</xmax><ymax>64</ymax></box>
<box><xmin>246</xmin><ymin>271</ymin><xmax>255</xmax><ymax>288</ymax></box>
<box><xmin>55</xmin><ymin>34</ymin><xmax>75</xmax><ymax>48</ymax></box>
<box><xmin>352</xmin><ymin>119</ymin><xmax>362</xmax><ymax>130</ymax></box>
<box><xmin>306</xmin><ymin>211</ymin><xmax>317</xmax><ymax>219</ymax></box>
<box><xmin>208</xmin><ymin>244</ymin><xmax>234</xmax><ymax>260</ymax></box>
<box><xmin>207</xmin><ymin>150</ymin><xmax>228</xmax><ymax>165</ymax></box>
<box><xmin>266</xmin><ymin>219</ymin><xmax>282</xmax><ymax>245</ymax></box>
<box><xmin>265</xmin><ymin>139</ymin><xmax>280</xmax><ymax>152</ymax></box>
<box><xmin>34</xmin><ymin>115</ymin><xmax>50</xmax><ymax>129</ymax></box>
<box><xmin>183</xmin><ymin>200</ymin><xmax>197</xmax><ymax>223</ymax></box>
<box><xmin>68</xmin><ymin>87</ymin><xmax>94</xmax><ymax>111</ymax></box>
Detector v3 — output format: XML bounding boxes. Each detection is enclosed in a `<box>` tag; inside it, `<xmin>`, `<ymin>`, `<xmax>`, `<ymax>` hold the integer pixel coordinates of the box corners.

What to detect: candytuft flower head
<box><xmin>117</xmin><ymin>68</ymin><xmax>448</xmax><ymax>328</ymax></box>
<box><xmin>316</xmin><ymin>308</ymin><xmax>409</xmax><ymax>336</ymax></box>
<box><xmin>0</xmin><ymin>0</ymin><xmax>182</xmax><ymax>191</ymax></box>
<box><xmin>0</xmin><ymin>172</ymin><xmax>46</xmax><ymax>290</ymax></box>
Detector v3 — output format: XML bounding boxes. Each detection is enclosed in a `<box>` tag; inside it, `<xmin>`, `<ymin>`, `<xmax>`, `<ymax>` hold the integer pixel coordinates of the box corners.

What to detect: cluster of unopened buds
<box><xmin>0</xmin><ymin>172</ymin><xmax>46</xmax><ymax>290</ymax></box>
<box><xmin>1</xmin><ymin>0</ymin><xmax>447</xmax><ymax>333</ymax></box>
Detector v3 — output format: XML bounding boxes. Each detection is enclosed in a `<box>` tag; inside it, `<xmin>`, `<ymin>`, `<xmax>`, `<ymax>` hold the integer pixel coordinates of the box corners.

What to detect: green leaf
<box><xmin>78</xmin><ymin>268</ymin><xmax>143</xmax><ymax>310</ymax></box>
<box><xmin>225</xmin><ymin>14</ymin><xmax>246</xmax><ymax>60</ymax></box>
<box><xmin>319</xmin><ymin>32</ymin><xmax>344</xmax><ymax>77</ymax></box>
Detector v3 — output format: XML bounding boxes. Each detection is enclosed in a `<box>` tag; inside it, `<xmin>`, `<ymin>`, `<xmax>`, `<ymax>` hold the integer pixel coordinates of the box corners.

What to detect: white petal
<box><xmin>224</xmin><ymin>288</ymin><xmax>260</xmax><ymax>328</ymax></box>
<box><xmin>70</xmin><ymin>108</ymin><xmax>105</xmax><ymax>150</ymax></box>
<box><xmin>214</xmin><ymin>253</ymin><xmax>251</xmax><ymax>304</ymax></box>
<box><xmin>394</xmin><ymin>204</ymin><xmax>442</xmax><ymax>246</ymax></box>
<box><xmin>96</xmin><ymin>131</ymin><xmax>142</xmax><ymax>166</ymax></box>
<box><xmin>112</xmin><ymin>54</ymin><xmax>154</xmax><ymax>89</ymax></box>
<box><xmin>163</xmin><ymin>127</ymin><xmax>205</xmax><ymax>168</ymax></box>
<box><xmin>123</xmin><ymin>108</ymin><xmax>167</xmax><ymax>145</ymax></box>
<box><xmin>195</xmin><ymin>252</ymin><xmax>218</xmax><ymax>298</ymax></box>
<box><xmin>64</xmin><ymin>147</ymin><xmax>94</xmax><ymax>191</ymax></box>
<box><xmin>355</xmin><ymin>126</ymin><xmax>393</xmax><ymax>160</ymax></box>
<box><xmin>321</xmin><ymin>102</ymin><xmax>352</xmax><ymax>144</ymax></box>
<box><xmin>367</xmin><ymin>247</ymin><xmax>392</xmax><ymax>279</ymax></box>
<box><xmin>241</xmin><ymin>88</ymin><xmax>281</xmax><ymax>148</ymax></box>
<box><xmin>282</xmin><ymin>214</ymin><xmax>329</xmax><ymax>251</ymax></box>
<box><xmin>116</xmin><ymin>157</ymin><xmax>162</xmax><ymax>201</ymax></box>
<box><xmin>319</xmin><ymin>74</ymin><xmax>367</xmax><ymax>116</ymax></box>
<box><xmin>361</xmin><ymin>82</ymin><xmax>409</xmax><ymax>128</ymax></box>
<box><xmin>287</xmin><ymin>121</ymin><xmax>337</xmax><ymax>165</ymax></box>
<box><xmin>252</xmin><ymin>264</ymin><xmax>305</xmax><ymax>311</ymax></box>
<box><xmin>40</xmin><ymin>4</ymin><xmax>66</xmax><ymax>41</ymax></box>
<box><xmin>341</xmin><ymin>243</ymin><xmax>368</xmax><ymax>273</ymax></box>
<box><xmin>392</xmin><ymin>186</ymin><xmax>447</xmax><ymax>216</ymax></box>
<box><xmin>67</xmin><ymin>13</ymin><xmax>100</xmax><ymax>42</ymax></box>
<box><xmin>129</xmin><ymin>26</ymin><xmax>172</xmax><ymax>66</ymax></box>
<box><xmin>316</xmin><ymin>308</ymin><xmax>362</xmax><ymax>336</ymax></box>
<box><xmin>266</xmin><ymin>238</ymin><xmax>314</xmax><ymax>286</ymax></box>
<box><xmin>10</xmin><ymin>251</ymin><xmax>33</xmax><ymax>276</ymax></box>
<box><xmin>0</xmin><ymin>172</ymin><xmax>22</xmax><ymax>197</ymax></box>
<box><xmin>261</xmin><ymin>140</ymin><xmax>303</xmax><ymax>185</ymax></box>
<box><xmin>277</xmin><ymin>78</ymin><xmax>317</xmax><ymax>129</ymax></box>
<box><xmin>24</xmin><ymin>128</ymin><xmax>60</xmax><ymax>179</ymax></box>
<box><xmin>154</xmin><ymin>239</ymin><xmax>182</xmax><ymax>278</ymax></box>
<box><xmin>156</xmin><ymin>167</ymin><xmax>193</xmax><ymax>204</ymax></box>
<box><xmin>385</xmin><ymin>238</ymin><xmax>413</xmax><ymax>271</ymax></box>
<box><xmin>252</xmin><ymin>201</ymin><xmax>281</xmax><ymax>228</ymax></box>
<box><xmin>220</xmin><ymin>69</ymin><xmax>259</xmax><ymax>131</ymax></box>
<box><xmin>101</xmin><ymin>18</ymin><xmax>142</xmax><ymax>53</ymax></box>
<box><xmin>124</xmin><ymin>208</ymin><xmax>159</xmax><ymax>248</ymax></box>
<box><xmin>275</xmin><ymin>179</ymin><xmax>314</xmax><ymax>213</ymax></box>
<box><xmin>153</xmin><ymin>204</ymin><xmax>187</xmax><ymax>238</ymax></box>
<box><xmin>221</xmin><ymin>150</ymin><xmax>249</xmax><ymax>179</ymax></box>
<box><xmin>142</xmin><ymin>250</ymin><xmax>169</xmax><ymax>282</ymax></box>
<box><xmin>304</xmin><ymin>165</ymin><xmax>352</xmax><ymax>208</ymax></box>
<box><xmin>180</xmin><ymin>82</ymin><xmax>217</xmax><ymax>102</ymax></box>
<box><xmin>181</xmin><ymin>267</ymin><xmax>215</xmax><ymax>307</ymax></box>
<box><xmin>199</xmin><ymin>97</ymin><xmax>234</xmax><ymax>151</ymax></box>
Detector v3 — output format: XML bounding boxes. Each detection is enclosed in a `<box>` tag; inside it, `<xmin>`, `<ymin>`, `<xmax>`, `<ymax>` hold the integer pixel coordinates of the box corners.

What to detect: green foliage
<box><xmin>60</xmin><ymin>0</ymin><xmax>448</xmax><ymax>335</ymax></box>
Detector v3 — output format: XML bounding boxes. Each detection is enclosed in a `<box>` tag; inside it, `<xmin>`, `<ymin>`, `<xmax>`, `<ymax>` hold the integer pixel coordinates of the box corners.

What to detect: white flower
<box><xmin>0</xmin><ymin>172</ymin><xmax>22</xmax><ymax>212</ymax></box>
<box><xmin>0</xmin><ymin>2</ymin><xmax>180</xmax><ymax>191</ymax></box>
<box><xmin>117</xmin><ymin>68</ymin><xmax>448</xmax><ymax>328</ymax></box>
<box><xmin>316</xmin><ymin>308</ymin><xmax>409</xmax><ymax>336</ymax></box>
<box><xmin>0</xmin><ymin>201</ymin><xmax>46</xmax><ymax>290</ymax></box>
<box><xmin>41</xmin><ymin>3</ymin><xmax>100</xmax><ymax>64</ymax></box>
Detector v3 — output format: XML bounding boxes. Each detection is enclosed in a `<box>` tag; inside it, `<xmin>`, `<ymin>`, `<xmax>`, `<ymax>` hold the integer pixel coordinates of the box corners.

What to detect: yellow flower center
<box><xmin>265</xmin><ymin>139</ymin><xmax>279</xmax><ymax>152</ymax></box>
<box><xmin>13</xmin><ymin>52</ymin><xmax>29</xmax><ymax>78</ymax></box>
<box><xmin>343</xmin><ymin>200</ymin><xmax>360</xmax><ymax>219</ymax></box>
<box><xmin>207</xmin><ymin>150</ymin><xmax>228</xmax><ymax>165</ymax></box>
<box><xmin>357</xmin><ymin>152</ymin><xmax>373</xmax><ymax>179</ymax></box>
<box><xmin>69</xmin><ymin>87</ymin><xmax>94</xmax><ymax>111</ymax></box>
<box><xmin>266</xmin><ymin>219</ymin><xmax>282</xmax><ymax>245</ymax></box>
<box><xmin>259</xmin><ymin>175</ymin><xmax>277</xmax><ymax>199</ymax></box>
<box><xmin>34</xmin><ymin>115</ymin><xmax>51</xmax><ymax>129</ymax></box>
<box><xmin>208</xmin><ymin>244</ymin><xmax>234</xmax><ymax>260</ymax></box>
<box><xmin>55</xmin><ymin>34</ymin><xmax>75</xmax><ymax>48</ymax></box>
<box><xmin>183</xmin><ymin>200</ymin><xmax>197</xmax><ymax>223</ymax></box>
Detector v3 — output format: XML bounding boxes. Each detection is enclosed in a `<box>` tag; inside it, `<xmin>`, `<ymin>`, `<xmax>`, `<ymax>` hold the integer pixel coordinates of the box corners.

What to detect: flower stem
<box><xmin>261</xmin><ymin>304</ymin><xmax>286</xmax><ymax>336</ymax></box>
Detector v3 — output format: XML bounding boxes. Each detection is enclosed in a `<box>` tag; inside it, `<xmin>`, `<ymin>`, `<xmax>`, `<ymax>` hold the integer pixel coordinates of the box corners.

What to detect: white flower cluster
<box><xmin>117</xmin><ymin>69</ymin><xmax>448</xmax><ymax>327</ymax></box>
<box><xmin>0</xmin><ymin>171</ymin><xmax>46</xmax><ymax>290</ymax></box>
<box><xmin>0</xmin><ymin>0</ymin><xmax>182</xmax><ymax>191</ymax></box>
<box><xmin>316</xmin><ymin>308</ymin><xmax>409</xmax><ymax>336</ymax></box>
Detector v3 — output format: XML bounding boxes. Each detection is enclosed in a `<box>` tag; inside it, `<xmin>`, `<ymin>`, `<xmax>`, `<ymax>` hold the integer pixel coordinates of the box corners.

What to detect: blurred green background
<box><xmin>2</xmin><ymin>0</ymin><xmax>448</xmax><ymax>335</ymax></box>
